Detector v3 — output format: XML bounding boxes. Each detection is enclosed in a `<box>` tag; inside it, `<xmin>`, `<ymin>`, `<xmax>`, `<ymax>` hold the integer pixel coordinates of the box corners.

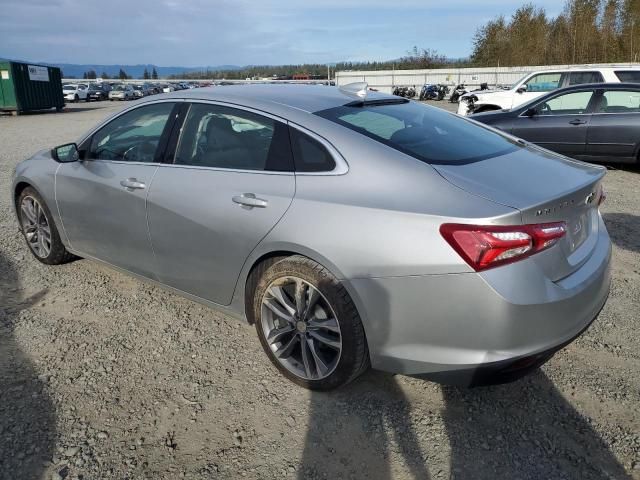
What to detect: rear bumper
<box><xmin>345</xmin><ymin>218</ymin><xmax>611</xmax><ymax>385</ymax></box>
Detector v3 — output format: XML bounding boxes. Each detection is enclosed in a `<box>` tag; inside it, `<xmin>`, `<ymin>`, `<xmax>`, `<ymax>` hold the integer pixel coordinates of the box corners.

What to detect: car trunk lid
<box><xmin>431</xmin><ymin>146</ymin><xmax>606</xmax><ymax>281</ymax></box>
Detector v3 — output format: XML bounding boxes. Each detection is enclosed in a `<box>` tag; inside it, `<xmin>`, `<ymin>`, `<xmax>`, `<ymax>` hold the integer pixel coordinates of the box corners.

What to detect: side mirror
<box><xmin>517</xmin><ymin>85</ymin><xmax>528</xmax><ymax>93</ymax></box>
<box><xmin>51</xmin><ymin>143</ymin><xmax>79</xmax><ymax>163</ymax></box>
<box><xmin>524</xmin><ymin>107</ymin><xmax>537</xmax><ymax>117</ymax></box>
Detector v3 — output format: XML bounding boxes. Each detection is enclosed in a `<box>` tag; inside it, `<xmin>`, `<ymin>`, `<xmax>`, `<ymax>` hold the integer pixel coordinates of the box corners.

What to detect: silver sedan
<box><xmin>12</xmin><ymin>84</ymin><xmax>611</xmax><ymax>390</ymax></box>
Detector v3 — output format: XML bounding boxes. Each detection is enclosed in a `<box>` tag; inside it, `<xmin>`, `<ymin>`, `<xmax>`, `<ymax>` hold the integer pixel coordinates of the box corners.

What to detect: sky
<box><xmin>1</xmin><ymin>0</ymin><xmax>563</xmax><ymax>67</ymax></box>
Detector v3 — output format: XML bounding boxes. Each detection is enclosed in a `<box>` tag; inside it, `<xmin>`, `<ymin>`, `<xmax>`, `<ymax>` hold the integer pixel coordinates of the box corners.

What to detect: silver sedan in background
<box><xmin>12</xmin><ymin>84</ymin><xmax>611</xmax><ymax>390</ymax></box>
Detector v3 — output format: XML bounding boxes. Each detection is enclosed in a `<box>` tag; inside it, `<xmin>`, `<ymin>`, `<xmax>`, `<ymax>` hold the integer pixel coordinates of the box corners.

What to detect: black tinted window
<box><xmin>614</xmin><ymin>70</ymin><xmax>640</xmax><ymax>82</ymax></box>
<box><xmin>174</xmin><ymin>103</ymin><xmax>293</xmax><ymax>172</ymax></box>
<box><xmin>568</xmin><ymin>71</ymin><xmax>604</xmax><ymax>85</ymax></box>
<box><xmin>289</xmin><ymin>128</ymin><xmax>336</xmax><ymax>172</ymax></box>
<box><xmin>88</xmin><ymin>102</ymin><xmax>175</xmax><ymax>162</ymax></box>
<box><xmin>316</xmin><ymin>101</ymin><xmax>519</xmax><ymax>165</ymax></box>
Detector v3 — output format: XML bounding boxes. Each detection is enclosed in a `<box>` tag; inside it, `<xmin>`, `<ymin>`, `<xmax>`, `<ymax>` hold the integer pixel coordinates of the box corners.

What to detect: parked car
<box><xmin>471</xmin><ymin>83</ymin><xmax>640</xmax><ymax>165</ymax></box>
<box><xmin>12</xmin><ymin>83</ymin><xmax>611</xmax><ymax>390</ymax></box>
<box><xmin>161</xmin><ymin>84</ymin><xmax>174</xmax><ymax>93</ymax></box>
<box><xmin>458</xmin><ymin>66</ymin><xmax>640</xmax><ymax>115</ymax></box>
<box><xmin>86</xmin><ymin>83</ymin><xmax>109</xmax><ymax>101</ymax></box>
<box><xmin>62</xmin><ymin>83</ymin><xmax>88</xmax><ymax>103</ymax></box>
<box><xmin>132</xmin><ymin>84</ymin><xmax>151</xmax><ymax>98</ymax></box>
<box><xmin>109</xmin><ymin>84</ymin><xmax>135</xmax><ymax>101</ymax></box>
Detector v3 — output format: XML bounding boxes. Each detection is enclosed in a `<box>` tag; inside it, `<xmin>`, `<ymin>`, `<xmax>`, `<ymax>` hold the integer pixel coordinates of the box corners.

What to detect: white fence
<box><xmin>335</xmin><ymin>63</ymin><xmax>640</xmax><ymax>94</ymax></box>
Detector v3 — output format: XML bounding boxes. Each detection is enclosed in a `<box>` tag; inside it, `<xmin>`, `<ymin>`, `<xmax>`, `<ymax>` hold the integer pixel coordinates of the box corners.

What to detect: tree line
<box><xmin>168</xmin><ymin>48</ymin><xmax>460</xmax><ymax>80</ymax></box>
<box><xmin>471</xmin><ymin>0</ymin><xmax>640</xmax><ymax>66</ymax></box>
<box><xmin>80</xmin><ymin>67</ymin><xmax>159</xmax><ymax>80</ymax></box>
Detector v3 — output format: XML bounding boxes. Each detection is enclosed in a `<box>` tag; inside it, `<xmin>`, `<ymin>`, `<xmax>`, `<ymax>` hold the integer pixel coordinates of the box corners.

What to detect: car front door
<box><xmin>55</xmin><ymin>101</ymin><xmax>179</xmax><ymax>278</ymax></box>
<box><xmin>511</xmin><ymin>89</ymin><xmax>596</xmax><ymax>157</ymax></box>
<box><xmin>585</xmin><ymin>88</ymin><xmax>640</xmax><ymax>161</ymax></box>
<box><xmin>147</xmin><ymin>102</ymin><xmax>296</xmax><ymax>305</ymax></box>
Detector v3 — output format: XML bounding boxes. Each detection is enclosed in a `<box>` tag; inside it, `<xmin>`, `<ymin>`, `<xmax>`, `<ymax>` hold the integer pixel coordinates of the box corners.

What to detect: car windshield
<box><xmin>88</xmin><ymin>84</ymin><xmax>100</xmax><ymax>90</ymax></box>
<box><xmin>315</xmin><ymin>100</ymin><xmax>520</xmax><ymax>165</ymax></box>
<box><xmin>114</xmin><ymin>85</ymin><xmax>126</xmax><ymax>91</ymax></box>
<box><xmin>63</xmin><ymin>85</ymin><xmax>75</xmax><ymax>91</ymax></box>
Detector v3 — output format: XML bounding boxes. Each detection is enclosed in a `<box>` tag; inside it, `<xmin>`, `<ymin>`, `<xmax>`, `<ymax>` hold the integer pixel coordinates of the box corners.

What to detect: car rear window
<box><xmin>614</xmin><ymin>70</ymin><xmax>640</xmax><ymax>82</ymax></box>
<box><xmin>315</xmin><ymin>101</ymin><xmax>519</xmax><ymax>165</ymax></box>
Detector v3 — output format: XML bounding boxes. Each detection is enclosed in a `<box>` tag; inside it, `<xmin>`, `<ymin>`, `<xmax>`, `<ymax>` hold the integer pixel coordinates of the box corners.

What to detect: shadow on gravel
<box><xmin>442</xmin><ymin>370</ymin><xmax>631</xmax><ymax>479</ymax></box>
<box><xmin>0</xmin><ymin>252</ymin><xmax>56</xmax><ymax>479</ymax></box>
<box><xmin>298</xmin><ymin>372</ymin><xmax>431</xmax><ymax>479</ymax></box>
<box><xmin>602</xmin><ymin>213</ymin><xmax>640</xmax><ymax>254</ymax></box>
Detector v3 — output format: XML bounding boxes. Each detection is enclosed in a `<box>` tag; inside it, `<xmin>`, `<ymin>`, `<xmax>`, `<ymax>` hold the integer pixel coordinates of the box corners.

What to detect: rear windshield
<box><xmin>614</xmin><ymin>70</ymin><xmax>640</xmax><ymax>82</ymax></box>
<box><xmin>315</xmin><ymin>101</ymin><xmax>519</xmax><ymax>165</ymax></box>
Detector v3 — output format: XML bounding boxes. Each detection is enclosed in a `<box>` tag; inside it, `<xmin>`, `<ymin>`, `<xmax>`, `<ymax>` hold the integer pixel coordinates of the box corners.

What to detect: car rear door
<box><xmin>55</xmin><ymin>101</ymin><xmax>180</xmax><ymax>278</ymax></box>
<box><xmin>146</xmin><ymin>102</ymin><xmax>296</xmax><ymax>305</ymax></box>
<box><xmin>585</xmin><ymin>88</ymin><xmax>640</xmax><ymax>161</ymax></box>
<box><xmin>511</xmin><ymin>89</ymin><xmax>596</xmax><ymax>157</ymax></box>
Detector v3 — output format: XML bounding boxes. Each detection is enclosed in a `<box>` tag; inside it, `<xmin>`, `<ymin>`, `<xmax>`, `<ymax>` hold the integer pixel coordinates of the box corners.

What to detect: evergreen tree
<box><xmin>101</xmin><ymin>71</ymin><xmax>110</xmax><ymax>79</ymax></box>
<box><xmin>143</xmin><ymin>68</ymin><xmax>150</xmax><ymax>80</ymax></box>
<box><xmin>152</xmin><ymin>67</ymin><xmax>158</xmax><ymax>79</ymax></box>
<box><xmin>118</xmin><ymin>68</ymin><xmax>128</xmax><ymax>80</ymax></box>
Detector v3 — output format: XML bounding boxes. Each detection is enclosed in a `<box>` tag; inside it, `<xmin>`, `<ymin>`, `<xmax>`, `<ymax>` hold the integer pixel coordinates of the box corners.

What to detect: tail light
<box><xmin>440</xmin><ymin>222</ymin><xmax>566</xmax><ymax>271</ymax></box>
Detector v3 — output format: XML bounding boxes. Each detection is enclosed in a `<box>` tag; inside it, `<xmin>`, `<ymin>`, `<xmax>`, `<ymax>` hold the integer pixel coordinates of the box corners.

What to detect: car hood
<box><xmin>469</xmin><ymin>110</ymin><xmax>512</xmax><ymax>124</ymax></box>
<box><xmin>462</xmin><ymin>89</ymin><xmax>512</xmax><ymax>100</ymax></box>
<box><xmin>430</xmin><ymin>145</ymin><xmax>605</xmax><ymax>216</ymax></box>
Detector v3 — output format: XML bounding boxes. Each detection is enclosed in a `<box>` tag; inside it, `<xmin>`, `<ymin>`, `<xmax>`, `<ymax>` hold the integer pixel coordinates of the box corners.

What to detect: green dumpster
<box><xmin>0</xmin><ymin>61</ymin><xmax>64</xmax><ymax>114</ymax></box>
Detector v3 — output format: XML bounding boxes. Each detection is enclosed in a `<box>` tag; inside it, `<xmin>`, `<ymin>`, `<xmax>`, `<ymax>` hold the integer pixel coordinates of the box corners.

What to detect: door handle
<box><xmin>120</xmin><ymin>178</ymin><xmax>146</xmax><ymax>190</ymax></box>
<box><xmin>569</xmin><ymin>119</ymin><xmax>587</xmax><ymax>125</ymax></box>
<box><xmin>232</xmin><ymin>193</ymin><xmax>268</xmax><ymax>208</ymax></box>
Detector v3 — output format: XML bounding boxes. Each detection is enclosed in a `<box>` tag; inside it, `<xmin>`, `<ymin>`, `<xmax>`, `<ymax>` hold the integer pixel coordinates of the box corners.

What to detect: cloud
<box><xmin>0</xmin><ymin>0</ymin><xmax>564</xmax><ymax>66</ymax></box>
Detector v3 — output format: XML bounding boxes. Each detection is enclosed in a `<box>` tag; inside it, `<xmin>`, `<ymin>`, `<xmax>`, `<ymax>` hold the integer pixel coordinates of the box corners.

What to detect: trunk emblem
<box><xmin>535</xmin><ymin>199</ymin><xmax>575</xmax><ymax>217</ymax></box>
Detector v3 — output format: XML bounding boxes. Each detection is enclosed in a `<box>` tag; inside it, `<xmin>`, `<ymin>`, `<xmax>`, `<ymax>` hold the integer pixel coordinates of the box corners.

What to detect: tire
<box><xmin>74</xmin><ymin>94</ymin><xmax>79</xmax><ymax>103</ymax></box>
<box><xmin>16</xmin><ymin>187</ymin><xmax>75</xmax><ymax>265</ymax></box>
<box><xmin>251</xmin><ymin>255</ymin><xmax>369</xmax><ymax>390</ymax></box>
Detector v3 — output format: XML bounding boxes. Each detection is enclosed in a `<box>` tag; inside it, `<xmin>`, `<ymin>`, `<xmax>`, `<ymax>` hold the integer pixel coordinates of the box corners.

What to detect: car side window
<box><xmin>595</xmin><ymin>90</ymin><xmax>640</xmax><ymax>113</ymax></box>
<box><xmin>536</xmin><ymin>91</ymin><xmax>594</xmax><ymax>116</ymax></box>
<box><xmin>174</xmin><ymin>103</ymin><xmax>293</xmax><ymax>171</ymax></box>
<box><xmin>289</xmin><ymin>128</ymin><xmax>337</xmax><ymax>172</ymax></box>
<box><xmin>525</xmin><ymin>73</ymin><xmax>562</xmax><ymax>92</ymax></box>
<box><xmin>568</xmin><ymin>71</ymin><xmax>604</xmax><ymax>85</ymax></box>
<box><xmin>88</xmin><ymin>102</ymin><xmax>175</xmax><ymax>162</ymax></box>
<box><xmin>614</xmin><ymin>70</ymin><xmax>640</xmax><ymax>82</ymax></box>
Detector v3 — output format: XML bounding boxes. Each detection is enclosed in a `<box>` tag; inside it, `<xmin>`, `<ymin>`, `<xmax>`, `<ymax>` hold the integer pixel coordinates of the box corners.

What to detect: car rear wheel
<box><xmin>17</xmin><ymin>187</ymin><xmax>75</xmax><ymax>265</ymax></box>
<box><xmin>252</xmin><ymin>255</ymin><xmax>369</xmax><ymax>390</ymax></box>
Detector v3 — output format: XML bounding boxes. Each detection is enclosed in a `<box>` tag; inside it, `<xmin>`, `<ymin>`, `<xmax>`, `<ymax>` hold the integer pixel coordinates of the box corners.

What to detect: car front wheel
<box><xmin>17</xmin><ymin>187</ymin><xmax>75</xmax><ymax>265</ymax></box>
<box><xmin>252</xmin><ymin>255</ymin><xmax>369</xmax><ymax>390</ymax></box>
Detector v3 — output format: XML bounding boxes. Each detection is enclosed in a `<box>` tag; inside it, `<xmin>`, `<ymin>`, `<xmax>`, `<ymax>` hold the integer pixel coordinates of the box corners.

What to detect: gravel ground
<box><xmin>1</xmin><ymin>100</ymin><xmax>639</xmax><ymax>480</ymax></box>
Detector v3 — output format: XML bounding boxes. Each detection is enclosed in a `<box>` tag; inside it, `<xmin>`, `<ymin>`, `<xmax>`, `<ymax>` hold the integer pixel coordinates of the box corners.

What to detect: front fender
<box><xmin>12</xmin><ymin>152</ymin><xmax>70</xmax><ymax>247</ymax></box>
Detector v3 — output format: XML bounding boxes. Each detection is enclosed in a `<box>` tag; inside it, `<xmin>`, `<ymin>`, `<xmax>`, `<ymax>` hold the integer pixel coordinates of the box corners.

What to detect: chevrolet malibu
<box><xmin>12</xmin><ymin>83</ymin><xmax>611</xmax><ymax>390</ymax></box>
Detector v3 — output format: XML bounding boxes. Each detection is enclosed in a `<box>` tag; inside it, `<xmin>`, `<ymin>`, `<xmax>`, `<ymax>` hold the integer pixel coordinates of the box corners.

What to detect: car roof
<box><xmin>158</xmin><ymin>83</ymin><xmax>389</xmax><ymax>114</ymax></box>
<box><xmin>546</xmin><ymin>82</ymin><xmax>640</xmax><ymax>92</ymax></box>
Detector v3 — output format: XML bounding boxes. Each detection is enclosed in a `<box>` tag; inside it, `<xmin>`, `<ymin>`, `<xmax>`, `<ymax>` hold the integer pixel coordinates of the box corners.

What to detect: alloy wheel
<box><xmin>260</xmin><ymin>276</ymin><xmax>342</xmax><ymax>380</ymax></box>
<box><xmin>20</xmin><ymin>196</ymin><xmax>52</xmax><ymax>258</ymax></box>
